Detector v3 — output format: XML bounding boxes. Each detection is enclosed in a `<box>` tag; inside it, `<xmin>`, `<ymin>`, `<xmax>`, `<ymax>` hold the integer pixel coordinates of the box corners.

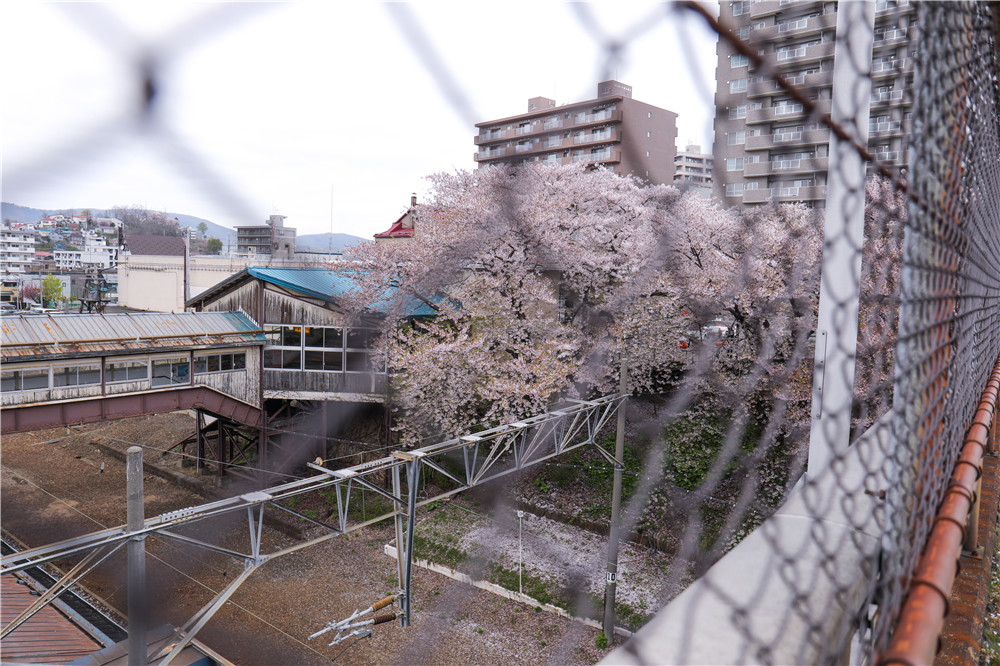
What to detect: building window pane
<box><xmin>281</xmin><ymin>326</ymin><xmax>301</xmax><ymax>347</ymax></box>
<box><xmin>324</xmin><ymin>328</ymin><xmax>343</xmax><ymax>348</ymax></box>
<box><xmin>731</xmin><ymin>54</ymin><xmax>748</xmax><ymax>68</ymax></box>
<box><xmin>304</xmin><ymin>326</ymin><xmax>323</xmax><ymax>347</ymax></box>
<box><xmin>207</xmin><ymin>355</ymin><xmax>220</xmax><ymax>372</ymax></box>
<box><xmin>221</xmin><ymin>354</ymin><xmax>234</xmax><ymax>371</ymax></box>
<box><xmin>282</xmin><ymin>351</ymin><xmax>301</xmax><ymax>370</ymax></box>
<box><xmin>346</xmin><ymin>352</ymin><xmax>368</xmax><ymax>372</ymax></box>
<box><xmin>325</xmin><ymin>351</ymin><xmax>344</xmax><ymax>372</ymax></box>
<box><xmin>304</xmin><ymin>350</ymin><xmax>324</xmax><ymax>370</ymax></box>
<box><xmin>233</xmin><ymin>353</ymin><xmax>246</xmax><ymax>370</ymax></box>
<box><xmin>729</xmin><ymin>105</ymin><xmax>747</xmax><ymax>119</ymax></box>
<box><xmin>730</xmin><ymin>78</ymin><xmax>747</xmax><ymax>93</ymax></box>
<box><xmin>264</xmin><ymin>349</ymin><xmax>283</xmax><ymax>368</ymax></box>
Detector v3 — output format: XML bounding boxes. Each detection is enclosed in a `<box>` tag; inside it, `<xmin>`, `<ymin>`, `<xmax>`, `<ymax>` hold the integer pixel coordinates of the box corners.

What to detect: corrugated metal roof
<box><xmin>247</xmin><ymin>267</ymin><xmax>436</xmax><ymax>316</ymax></box>
<box><xmin>1</xmin><ymin>574</ymin><xmax>103</xmax><ymax>664</ymax></box>
<box><xmin>1</xmin><ymin>311</ymin><xmax>264</xmax><ymax>359</ymax></box>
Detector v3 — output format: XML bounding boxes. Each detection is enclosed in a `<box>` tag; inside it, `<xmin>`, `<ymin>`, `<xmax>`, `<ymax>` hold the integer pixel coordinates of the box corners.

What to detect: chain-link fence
<box><xmin>4</xmin><ymin>2</ymin><xmax>1000</xmax><ymax>665</ymax></box>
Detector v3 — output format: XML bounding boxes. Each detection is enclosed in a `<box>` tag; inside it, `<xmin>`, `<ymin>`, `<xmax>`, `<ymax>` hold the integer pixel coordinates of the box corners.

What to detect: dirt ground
<box><xmin>1</xmin><ymin>414</ymin><xmax>616</xmax><ymax>665</ymax></box>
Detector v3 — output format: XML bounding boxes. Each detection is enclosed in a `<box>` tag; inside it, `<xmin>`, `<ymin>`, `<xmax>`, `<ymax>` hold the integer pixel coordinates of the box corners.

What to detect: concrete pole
<box><xmin>126</xmin><ymin>446</ymin><xmax>147</xmax><ymax>665</ymax></box>
<box><xmin>602</xmin><ymin>367</ymin><xmax>628</xmax><ymax>641</ymax></box>
<box><xmin>806</xmin><ymin>0</ymin><xmax>875</xmax><ymax>478</ymax></box>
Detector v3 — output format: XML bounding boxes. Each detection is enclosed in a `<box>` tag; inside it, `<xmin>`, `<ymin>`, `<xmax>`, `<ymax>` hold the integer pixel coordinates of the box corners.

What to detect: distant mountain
<box><xmin>296</xmin><ymin>232</ymin><xmax>366</xmax><ymax>253</ymax></box>
<box><xmin>2</xmin><ymin>203</ymin><xmax>233</xmax><ymax>249</ymax></box>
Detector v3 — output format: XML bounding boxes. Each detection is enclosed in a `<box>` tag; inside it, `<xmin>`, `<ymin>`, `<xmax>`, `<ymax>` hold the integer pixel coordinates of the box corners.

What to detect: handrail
<box><xmin>878</xmin><ymin>352</ymin><xmax>1000</xmax><ymax>665</ymax></box>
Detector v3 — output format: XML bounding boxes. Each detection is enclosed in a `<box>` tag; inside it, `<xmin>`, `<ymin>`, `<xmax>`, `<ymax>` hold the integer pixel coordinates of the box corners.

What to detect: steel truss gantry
<box><xmin>1</xmin><ymin>394</ymin><xmax>624</xmax><ymax>664</ymax></box>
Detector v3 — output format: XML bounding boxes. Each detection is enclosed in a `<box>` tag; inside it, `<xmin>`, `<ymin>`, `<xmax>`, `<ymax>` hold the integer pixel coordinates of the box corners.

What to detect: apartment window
<box><xmin>730</xmin><ymin>78</ymin><xmax>747</xmax><ymax>93</ymax></box>
<box><xmin>727</xmin><ymin>157</ymin><xmax>744</xmax><ymax>171</ymax></box>
<box><xmin>725</xmin><ymin>183</ymin><xmax>744</xmax><ymax>196</ymax></box>
<box><xmin>729</xmin><ymin>104</ymin><xmax>747</xmax><ymax>120</ymax></box>
<box><xmin>648</xmin><ymin>112</ymin><xmax>652</xmax><ymax>119</ymax></box>
<box><xmin>733</xmin><ymin>26</ymin><xmax>750</xmax><ymax>39</ymax></box>
<box><xmin>731</xmin><ymin>54</ymin><xmax>749</xmax><ymax>68</ymax></box>
<box><xmin>646</xmin><ymin>151</ymin><xmax>650</xmax><ymax>157</ymax></box>
<box><xmin>728</xmin><ymin>131</ymin><xmax>746</xmax><ymax>145</ymax></box>
<box><xmin>732</xmin><ymin>1</ymin><xmax>749</xmax><ymax>16</ymax></box>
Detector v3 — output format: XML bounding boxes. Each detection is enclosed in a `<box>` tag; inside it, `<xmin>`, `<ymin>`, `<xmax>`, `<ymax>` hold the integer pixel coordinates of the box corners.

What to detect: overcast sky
<box><xmin>2</xmin><ymin>2</ymin><xmax>719</xmax><ymax>241</ymax></box>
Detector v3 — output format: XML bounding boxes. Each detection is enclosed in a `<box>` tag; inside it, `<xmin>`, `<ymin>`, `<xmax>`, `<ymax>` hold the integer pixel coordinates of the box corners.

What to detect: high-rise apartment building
<box><xmin>474</xmin><ymin>81</ymin><xmax>679</xmax><ymax>185</ymax></box>
<box><xmin>0</xmin><ymin>227</ymin><xmax>35</xmax><ymax>275</ymax></box>
<box><xmin>714</xmin><ymin>0</ymin><xmax>914</xmax><ymax>207</ymax></box>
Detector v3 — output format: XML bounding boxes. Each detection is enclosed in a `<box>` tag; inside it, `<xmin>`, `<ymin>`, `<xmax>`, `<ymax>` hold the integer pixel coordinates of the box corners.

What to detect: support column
<box><xmin>603</xmin><ymin>369</ymin><xmax>627</xmax><ymax>641</ymax></box>
<box><xmin>126</xmin><ymin>446</ymin><xmax>147</xmax><ymax>665</ymax></box>
<box><xmin>402</xmin><ymin>458</ymin><xmax>421</xmax><ymax>628</ymax></box>
<box><xmin>807</xmin><ymin>1</ymin><xmax>876</xmax><ymax>477</ymax></box>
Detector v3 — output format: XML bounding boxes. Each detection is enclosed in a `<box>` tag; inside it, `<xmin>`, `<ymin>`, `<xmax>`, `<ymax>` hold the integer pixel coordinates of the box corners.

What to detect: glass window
<box><xmin>281</xmin><ymin>326</ymin><xmax>301</xmax><ymax>347</ymax></box>
<box><xmin>151</xmin><ymin>358</ymin><xmax>188</xmax><ymax>387</ymax></box>
<box><xmin>324</xmin><ymin>328</ymin><xmax>344</xmax><ymax>348</ymax></box>
<box><xmin>346</xmin><ymin>328</ymin><xmax>372</xmax><ymax>349</ymax></box>
<box><xmin>2</xmin><ymin>367</ymin><xmax>50</xmax><ymax>392</ymax></box>
<box><xmin>221</xmin><ymin>354</ymin><xmax>234</xmax><ymax>371</ymax></box>
<box><xmin>731</xmin><ymin>54</ymin><xmax>748</xmax><ymax>68</ymax></box>
<box><xmin>233</xmin><ymin>353</ymin><xmax>246</xmax><ymax>370</ymax></box>
<box><xmin>304</xmin><ymin>350</ymin><xmax>324</xmax><ymax>371</ymax></box>
<box><xmin>53</xmin><ymin>364</ymin><xmax>101</xmax><ymax>387</ymax></box>
<box><xmin>729</xmin><ymin>105</ymin><xmax>747</xmax><ymax>119</ymax></box>
<box><xmin>264</xmin><ymin>349</ymin><xmax>283</xmax><ymax>369</ymax></box>
<box><xmin>732</xmin><ymin>0</ymin><xmax>749</xmax><ymax>16</ymax></box>
<box><xmin>346</xmin><ymin>352</ymin><xmax>368</xmax><ymax>372</ymax></box>
<box><xmin>282</xmin><ymin>350</ymin><xmax>301</xmax><ymax>370</ymax></box>
<box><xmin>264</xmin><ymin>325</ymin><xmax>281</xmax><ymax>346</ymax></box>
<box><xmin>207</xmin><ymin>355</ymin><xmax>220</xmax><ymax>372</ymax></box>
<box><xmin>108</xmin><ymin>360</ymin><xmax>148</xmax><ymax>382</ymax></box>
<box><xmin>727</xmin><ymin>157</ymin><xmax>744</xmax><ymax>171</ymax></box>
<box><xmin>325</xmin><ymin>351</ymin><xmax>343</xmax><ymax>372</ymax></box>
<box><xmin>726</xmin><ymin>183</ymin><xmax>744</xmax><ymax>196</ymax></box>
<box><xmin>303</xmin><ymin>326</ymin><xmax>323</xmax><ymax>347</ymax></box>
<box><xmin>728</xmin><ymin>131</ymin><xmax>746</xmax><ymax>146</ymax></box>
<box><xmin>730</xmin><ymin>78</ymin><xmax>747</xmax><ymax>93</ymax></box>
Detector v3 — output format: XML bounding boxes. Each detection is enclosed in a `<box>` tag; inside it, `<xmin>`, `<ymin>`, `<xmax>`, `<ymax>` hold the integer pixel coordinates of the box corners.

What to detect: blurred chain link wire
<box><xmin>7</xmin><ymin>2</ymin><xmax>1000</xmax><ymax>664</ymax></box>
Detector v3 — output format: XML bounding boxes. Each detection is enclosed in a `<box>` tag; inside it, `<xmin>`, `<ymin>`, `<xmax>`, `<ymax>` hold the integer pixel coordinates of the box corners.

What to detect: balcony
<box><xmin>474</xmin><ymin>130</ymin><xmax>507</xmax><ymax>145</ymax></box>
<box><xmin>742</xmin><ymin>184</ymin><xmax>826</xmax><ymax>204</ymax></box>
<box><xmin>747</xmin><ymin>98</ymin><xmax>831</xmax><ymax>125</ymax></box>
<box><xmin>873</xmin><ymin>28</ymin><xmax>908</xmax><ymax>48</ymax></box>
<box><xmin>748</xmin><ymin>69</ymin><xmax>831</xmax><ymax>99</ymax></box>
<box><xmin>569</xmin><ymin>109</ymin><xmax>623</xmax><ymax>129</ymax></box>
<box><xmin>571</xmin><ymin>148</ymin><xmax>621</xmax><ymax>165</ymax></box>
<box><xmin>744</xmin><ymin>156</ymin><xmax>827</xmax><ymax>178</ymax></box>
<box><xmin>542</xmin><ymin>119</ymin><xmax>563</xmax><ymax>131</ymax></box>
<box><xmin>514</xmin><ymin>124</ymin><xmax>535</xmax><ymax>136</ymax></box>
<box><xmin>871</xmin><ymin>89</ymin><xmax>907</xmax><ymax>107</ymax></box>
<box><xmin>773</xmin><ymin>39</ymin><xmax>835</xmax><ymax>65</ymax></box>
<box><xmin>474</xmin><ymin>146</ymin><xmax>510</xmax><ymax>162</ymax></box>
<box><xmin>573</xmin><ymin>129</ymin><xmax>615</xmax><ymax>145</ymax></box>
<box><xmin>869</xmin><ymin>120</ymin><xmax>903</xmax><ymax>137</ymax></box>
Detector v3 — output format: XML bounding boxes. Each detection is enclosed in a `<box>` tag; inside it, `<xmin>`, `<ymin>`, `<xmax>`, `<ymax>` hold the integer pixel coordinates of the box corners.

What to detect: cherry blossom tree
<box><xmin>338</xmin><ymin>163</ymin><xmax>827</xmax><ymax>445</ymax></box>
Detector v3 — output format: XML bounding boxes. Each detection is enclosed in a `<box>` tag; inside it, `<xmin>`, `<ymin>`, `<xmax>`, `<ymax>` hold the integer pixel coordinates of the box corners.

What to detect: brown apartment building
<box><xmin>474</xmin><ymin>80</ymin><xmax>679</xmax><ymax>185</ymax></box>
<box><xmin>714</xmin><ymin>0</ymin><xmax>914</xmax><ymax>207</ymax></box>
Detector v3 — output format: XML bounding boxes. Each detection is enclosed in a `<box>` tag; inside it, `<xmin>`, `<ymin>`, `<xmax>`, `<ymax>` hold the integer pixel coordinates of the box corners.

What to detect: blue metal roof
<box><xmin>247</xmin><ymin>267</ymin><xmax>436</xmax><ymax>316</ymax></box>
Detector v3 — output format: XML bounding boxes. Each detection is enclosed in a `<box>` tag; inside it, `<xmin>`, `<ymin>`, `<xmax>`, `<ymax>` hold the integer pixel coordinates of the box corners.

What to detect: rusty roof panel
<box><xmin>1</xmin><ymin>311</ymin><xmax>264</xmax><ymax>360</ymax></box>
<box><xmin>1</xmin><ymin>574</ymin><xmax>103</xmax><ymax>664</ymax></box>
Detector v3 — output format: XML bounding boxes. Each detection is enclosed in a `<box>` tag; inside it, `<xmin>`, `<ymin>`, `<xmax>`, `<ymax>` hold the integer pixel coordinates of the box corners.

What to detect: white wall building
<box><xmin>1</xmin><ymin>227</ymin><xmax>36</xmax><ymax>274</ymax></box>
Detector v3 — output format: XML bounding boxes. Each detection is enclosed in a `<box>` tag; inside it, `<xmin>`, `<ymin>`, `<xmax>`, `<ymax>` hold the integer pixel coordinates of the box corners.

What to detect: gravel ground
<box><xmin>1</xmin><ymin>414</ymin><xmax>617</xmax><ymax>665</ymax></box>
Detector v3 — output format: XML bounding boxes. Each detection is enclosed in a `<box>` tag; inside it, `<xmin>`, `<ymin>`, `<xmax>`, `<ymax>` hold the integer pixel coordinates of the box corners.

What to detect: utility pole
<box><xmin>602</xmin><ymin>366</ymin><xmax>627</xmax><ymax>641</ymax></box>
<box><xmin>126</xmin><ymin>446</ymin><xmax>147</xmax><ymax>665</ymax></box>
